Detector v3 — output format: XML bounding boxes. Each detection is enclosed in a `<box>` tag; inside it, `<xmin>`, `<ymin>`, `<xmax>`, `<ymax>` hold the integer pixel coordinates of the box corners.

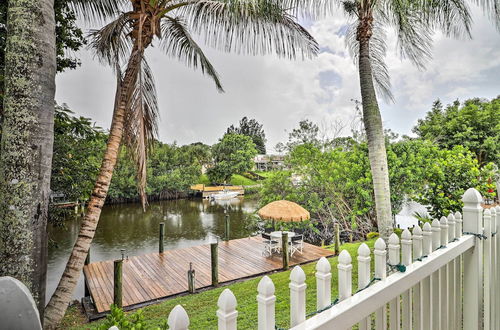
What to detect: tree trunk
<box><xmin>43</xmin><ymin>49</ymin><xmax>143</xmax><ymax>328</ymax></box>
<box><xmin>357</xmin><ymin>30</ymin><xmax>393</xmax><ymax>240</ymax></box>
<box><xmin>0</xmin><ymin>0</ymin><xmax>56</xmax><ymax>318</ymax></box>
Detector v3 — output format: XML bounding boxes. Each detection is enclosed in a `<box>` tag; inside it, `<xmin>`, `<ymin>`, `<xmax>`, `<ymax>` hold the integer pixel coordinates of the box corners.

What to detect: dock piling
<box><xmin>113</xmin><ymin>259</ymin><xmax>123</xmax><ymax>308</ymax></box>
<box><xmin>282</xmin><ymin>232</ymin><xmax>289</xmax><ymax>270</ymax></box>
<box><xmin>159</xmin><ymin>222</ymin><xmax>165</xmax><ymax>253</ymax></box>
<box><xmin>211</xmin><ymin>242</ymin><xmax>219</xmax><ymax>287</ymax></box>
<box><xmin>187</xmin><ymin>262</ymin><xmax>196</xmax><ymax>293</ymax></box>
<box><xmin>334</xmin><ymin>223</ymin><xmax>340</xmax><ymax>255</ymax></box>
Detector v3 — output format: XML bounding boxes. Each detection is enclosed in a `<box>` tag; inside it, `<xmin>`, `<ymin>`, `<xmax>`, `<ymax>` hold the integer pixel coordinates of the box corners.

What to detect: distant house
<box><xmin>253</xmin><ymin>154</ymin><xmax>285</xmax><ymax>171</ymax></box>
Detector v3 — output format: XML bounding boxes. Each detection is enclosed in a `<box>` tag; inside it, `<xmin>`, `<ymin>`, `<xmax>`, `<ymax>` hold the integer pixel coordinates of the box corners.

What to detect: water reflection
<box><xmin>46</xmin><ymin>197</ymin><xmax>258</xmax><ymax>303</ymax></box>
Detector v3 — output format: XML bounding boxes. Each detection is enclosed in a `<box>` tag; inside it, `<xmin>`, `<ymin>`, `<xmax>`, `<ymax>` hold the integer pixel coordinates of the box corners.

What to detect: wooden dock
<box><xmin>189</xmin><ymin>184</ymin><xmax>245</xmax><ymax>199</ymax></box>
<box><xmin>83</xmin><ymin>236</ymin><xmax>333</xmax><ymax>313</ymax></box>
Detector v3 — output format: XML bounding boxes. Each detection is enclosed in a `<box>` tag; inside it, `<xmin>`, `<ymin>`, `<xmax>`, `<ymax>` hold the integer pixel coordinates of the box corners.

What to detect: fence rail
<box><xmin>135</xmin><ymin>188</ymin><xmax>500</xmax><ymax>330</ymax></box>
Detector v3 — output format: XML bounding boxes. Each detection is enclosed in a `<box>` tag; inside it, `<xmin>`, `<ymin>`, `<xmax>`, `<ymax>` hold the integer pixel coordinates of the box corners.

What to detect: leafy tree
<box><xmin>413</xmin><ymin>97</ymin><xmax>500</xmax><ymax>166</ymax></box>
<box><xmin>46</xmin><ymin>1</ymin><xmax>318</xmax><ymax>323</ymax></box>
<box><xmin>227</xmin><ymin>116</ymin><xmax>267</xmax><ymax>154</ymax></box>
<box><xmin>51</xmin><ymin>105</ymin><xmax>107</xmax><ymax>203</ymax></box>
<box><xmin>207</xmin><ymin>133</ymin><xmax>257</xmax><ymax>183</ymax></box>
<box><xmin>286</xmin><ymin>119</ymin><xmax>320</xmax><ymax>149</ymax></box>
<box><xmin>285</xmin><ymin>0</ymin><xmax>500</xmax><ymax>240</ymax></box>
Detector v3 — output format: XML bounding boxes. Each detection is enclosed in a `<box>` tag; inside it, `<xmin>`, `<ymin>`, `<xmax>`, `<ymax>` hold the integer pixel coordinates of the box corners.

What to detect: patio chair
<box><xmin>264</xmin><ymin>227</ymin><xmax>273</xmax><ymax>233</ymax></box>
<box><xmin>289</xmin><ymin>235</ymin><xmax>304</xmax><ymax>256</ymax></box>
<box><xmin>261</xmin><ymin>233</ymin><xmax>279</xmax><ymax>257</ymax></box>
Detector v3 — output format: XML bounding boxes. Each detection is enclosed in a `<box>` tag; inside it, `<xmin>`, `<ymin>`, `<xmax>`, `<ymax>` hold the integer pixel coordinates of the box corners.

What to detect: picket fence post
<box><xmin>338</xmin><ymin>250</ymin><xmax>352</xmax><ymax>303</ymax></box>
<box><xmin>421</xmin><ymin>223</ymin><xmax>432</xmax><ymax>330</ymax></box>
<box><xmin>495</xmin><ymin>206</ymin><xmax>500</xmax><ymax>330</ymax></box>
<box><xmin>315</xmin><ymin>257</ymin><xmax>331</xmax><ymax>311</ymax></box>
<box><xmin>489</xmin><ymin>207</ymin><xmax>497</xmax><ymax>330</ymax></box>
<box><xmin>167</xmin><ymin>305</ymin><xmax>189</xmax><ymax>330</ymax></box>
<box><xmin>357</xmin><ymin>243</ymin><xmax>371</xmax><ymax>330</ymax></box>
<box><xmin>462</xmin><ymin>188</ymin><xmax>483</xmax><ymax>330</ymax></box>
<box><xmin>388</xmin><ymin>233</ymin><xmax>400</xmax><ymax>330</ymax></box>
<box><xmin>401</xmin><ymin>229</ymin><xmax>412</xmax><ymax>330</ymax></box>
<box><xmin>257</xmin><ymin>276</ymin><xmax>275</xmax><ymax>330</ymax></box>
<box><xmin>455</xmin><ymin>211</ymin><xmax>463</xmax><ymax>329</ymax></box>
<box><xmin>217</xmin><ymin>289</ymin><xmax>238</xmax><ymax>330</ymax></box>
<box><xmin>412</xmin><ymin>226</ymin><xmax>423</xmax><ymax>330</ymax></box>
<box><xmin>447</xmin><ymin>213</ymin><xmax>456</xmax><ymax>330</ymax></box>
<box><xmin>431</xmin><ymin>218</ymin><xmax>441</xmax><ymax>330</ymax></box>
<box><xmin>484</xmin><ymin>209</ymin><xmax>492</xmax><ymax>330</ymax></box>
<box><xmin>290</xmin><ymin>266</ymin><xmax>306</xmax><ymax>327</ymax></box>
<box><xmin>374</xmin><ymin>238</ymin><xmax>387</xmax><ymax>330</ymax></box>
<box><xmin>439</xmin><ymin>216</ymin><xmax>449</xmax><ymax>330</ymax></box>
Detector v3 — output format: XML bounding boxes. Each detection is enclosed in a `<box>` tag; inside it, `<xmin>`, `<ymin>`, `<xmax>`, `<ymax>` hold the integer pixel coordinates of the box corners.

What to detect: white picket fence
<box><xmin>159</xmin><ymin>188</ymin><xmax>500</xmax><ymax>329</ymax></box>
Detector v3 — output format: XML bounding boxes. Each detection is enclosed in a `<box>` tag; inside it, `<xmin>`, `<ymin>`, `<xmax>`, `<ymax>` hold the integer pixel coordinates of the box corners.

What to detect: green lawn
<box><xmin>60</xmin><ymin>239</ymin><xmax>376</xmax><ymax>329</ymax></box>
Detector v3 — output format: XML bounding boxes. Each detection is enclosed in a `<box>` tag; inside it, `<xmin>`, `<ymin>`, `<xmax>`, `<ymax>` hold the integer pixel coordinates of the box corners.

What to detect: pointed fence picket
<box><xmin>151</xmin><ymin>187</ymin><xmax>499</xmax><ymax>330</ymax></box>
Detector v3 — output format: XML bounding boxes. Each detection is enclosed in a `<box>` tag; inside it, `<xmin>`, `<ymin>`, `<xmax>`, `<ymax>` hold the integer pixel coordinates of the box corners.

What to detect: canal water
<box><xmin>46</xmin><ymin>197</ymin><xmax>258</xmax><ymax>303</ymax></box>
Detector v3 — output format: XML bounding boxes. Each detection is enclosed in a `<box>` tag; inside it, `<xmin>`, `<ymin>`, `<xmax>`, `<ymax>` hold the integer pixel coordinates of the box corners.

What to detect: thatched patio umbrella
<box><xmin>258</xmin><ymin>200</ymin><xmax>310</xmax><ymax>229</ymax></box>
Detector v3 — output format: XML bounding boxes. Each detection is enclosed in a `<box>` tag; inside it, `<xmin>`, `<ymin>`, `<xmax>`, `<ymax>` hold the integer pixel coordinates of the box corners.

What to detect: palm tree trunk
<box><xmin>43</xmin><ymin>48</ymin><xmax>143</xmax><ymax>328</ymax></box>
<box><xmin>358</xmin><ymin>30</ymin><xmax>393</xmax><ymax>240</ymax></box>
<box><xmin>0</xmin><ymin>0</ymin><xmax>56</xmax><ymax>317</ymax></box>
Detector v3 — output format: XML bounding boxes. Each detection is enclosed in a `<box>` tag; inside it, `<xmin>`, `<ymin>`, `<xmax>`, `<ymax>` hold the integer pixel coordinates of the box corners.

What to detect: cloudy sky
<box><xmin>55</xmin><ymin>6</ymin><xmax>500</xmax><ymax>152</ymax></box>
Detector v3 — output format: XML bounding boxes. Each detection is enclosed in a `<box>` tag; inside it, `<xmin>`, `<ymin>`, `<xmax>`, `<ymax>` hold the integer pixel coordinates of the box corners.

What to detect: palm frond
<box><xmin>346</xmin><ymin>21</ymin><xmax>394</xmax><ymax>103</ymax></box>
<box><xmin>376</xmin><ymin>1</ymin><xmax>433</xmax><ymax>70</ymax></box>
<box><xmin>161</xmin><ymin>16</ymin><xmax>223</xmax><ymax>92</ymax></box>
<box><xmin>471</xmin><ymin>0</ymin><xmax>500</xmax><ymax>30</ymax></box>
<box><xmin>175</xmin><ymin>0</ymin><xmax>319</xmax><ymax>60</ymax></box>
<box><xmin>123</xmin><ymin>57</ymin><xmax>160</xmax><ymax>209</ymax></box>
<box><xmin>69</xmin><ymin>0</ymin><xmax>128</xmax><ymax>23</ymax></box>
<box><xmin>88</xmin><ymin>12</ymin><xmax>133</xmax><ymax>69</ymax></box>
<box><xmin>412</xmin><ymin>0</ymin><xmax>472</xmax><ymax>38</ymax></box>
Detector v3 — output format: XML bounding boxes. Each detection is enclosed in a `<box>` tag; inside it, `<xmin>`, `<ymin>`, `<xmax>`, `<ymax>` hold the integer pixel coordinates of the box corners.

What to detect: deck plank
<box><xmin>86</xmin><ymin>236</ymin><xmax>334</xmax><ymax>313</ymax></box>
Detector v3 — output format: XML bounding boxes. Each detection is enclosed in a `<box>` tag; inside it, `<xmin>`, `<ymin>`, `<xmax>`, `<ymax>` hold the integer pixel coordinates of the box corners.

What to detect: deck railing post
<box><xmin>113</xmin><ymin>259</ymin><xmax>123</xmax><ymax>308</ymax></box>
<box><xmin>430</xmin><ymin>218</ymin><xmax>441</xmax><ymax>330</ymax></box>
<box><xmin>211</xmin><ymin>242</ymin><xmax>219</xmax><ymax>287</ymax></box>
<box><xmin>217</xmin><ymin>289</ymin><xmax>238</xmax><ymax>330</ymax></box>
<box><xmin>315</xmin><ymin>257</ymin><xmax>331</xmax><ymax>311</ymax></box>
<box><xmin>374</xmin><ymin>238</ymin><xmax>387</xmax><ymax>330</ymax></box>
<box><xmin>159</xmin><ymin>222</ymin><xmax>165</xmax><ymax>253</ymax></box>
<box><xmin>289</xmin><ymin>266</ymin><xmax>306</xmax><ymax>327</ymax></box>
<box><xmin>257</xmin><ymin>276</ymin><xmax>276</xmax><ymax>330</ymax></box>
<box><xmin>357</xmin><ymin>243</ymin><xmax>371</xmax><ymax>330</ymax></box>
<box><xmin>225</xmin><ymin>213</ymin><xmax>230</xmax><ymax>241</ymax></box>
<box><xmin>462</xmin><ymin>188</ymin><xmax>483</xmax><ymax>330</ymax></box>
<box><xmin>282</xmin><ymin>232</ymin><xmax>289</xmax><ymax>270</ymax></box>
<box><xmin>84</xmin><ymin>249</ymin><xmax>90</xmax><ymax>297</ymax></box>
<box><xmin>489</xmin><ymin>207</ymin><xmax>497</xmax><ymax>330</ymax></box>
<box><xmin>412</xmin><ymin>226</ymin><xmax>423</xmax><ymax>330</ymax></box>
<box><xmin>168</xmin><ymin>305</ymin><xmax>190</xmax><ymax>330</ymax></box>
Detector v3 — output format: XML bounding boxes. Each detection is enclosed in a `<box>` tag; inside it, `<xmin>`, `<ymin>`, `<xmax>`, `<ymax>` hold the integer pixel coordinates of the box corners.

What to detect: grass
<box><xmin>60</xmin><ymin>239</ymin><xmax>376</xmax><ymax>330</ymax></box>
<box><xmin>197</xmin><ymin>174</ymin><xmax>258</xmax><ymax>186</ymax></box>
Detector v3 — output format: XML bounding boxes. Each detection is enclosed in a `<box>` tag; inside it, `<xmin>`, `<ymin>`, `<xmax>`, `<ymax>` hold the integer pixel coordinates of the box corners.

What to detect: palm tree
<box><xmin>43</xmin><ymin>0</ymin><xmax>318</xmax><ymax>326</ymax></box>
<box><xmin>285</xmin><ymin>0</ymin><xmax>499</xmax><ymax>240</ymax></box>
<box><xmin>0</xmin><ymin>0</ymin><xmax>56</xmax><ymax>317</ymax></box>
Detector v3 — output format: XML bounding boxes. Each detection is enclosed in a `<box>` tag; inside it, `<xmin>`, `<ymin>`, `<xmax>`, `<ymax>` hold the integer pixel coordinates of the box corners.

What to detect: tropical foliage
<box><xmin>227</xmin><ymin>117</ymin><xmax>267</xmax><ymax>154</ymax></box>
<box><xmin>260</xmin><ymin>136</ymin><xmax>496</xmax><ymax>243</ymax></box>
<box><xmin>207</xmin><ymin>133</ymin><xmax>258</xmax><ymax>183</ymax></box>
<box><xmin>413</xmin><ymin>97</ymin><xmax>500</xmax><ymax>166</ymax></box>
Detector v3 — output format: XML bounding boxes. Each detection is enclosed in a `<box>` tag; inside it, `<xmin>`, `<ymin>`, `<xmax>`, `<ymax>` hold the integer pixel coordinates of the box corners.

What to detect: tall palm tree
<box><xmin>43</xmin><ymin>0</ymin><xmax>318</xmax><ymax>326</ymax></box>
<box><xmin>286</xmin><ymin>0</ymin><xmax>499</xmax><ymax>240</ymax></box>
<box><xmin>0</xmin><ymin>0</ymin><xmax>56</xmax><ymax>317</ymax></box>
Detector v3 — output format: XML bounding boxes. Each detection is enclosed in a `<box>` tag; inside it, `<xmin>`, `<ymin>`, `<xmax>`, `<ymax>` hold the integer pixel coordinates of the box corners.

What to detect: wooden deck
<box><xmin>83</xmin><ymin>236</ymin><xmax>333</xmax><ymax>313</ymax></box>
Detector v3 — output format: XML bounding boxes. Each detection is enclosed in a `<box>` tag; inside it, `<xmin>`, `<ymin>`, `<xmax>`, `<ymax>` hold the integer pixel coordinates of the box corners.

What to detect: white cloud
<box><xmin>55</xmin><ymin>6</ymin><xmax>500</xmax><ymax>151</ymax></box>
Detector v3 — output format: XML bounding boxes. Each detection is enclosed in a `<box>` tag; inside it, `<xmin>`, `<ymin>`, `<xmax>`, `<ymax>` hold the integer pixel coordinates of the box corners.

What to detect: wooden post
<box><xmin>159</xmin><ymin>222</ymin><xmax>165</xmax><ymax>253</ymax></box>
<box><xmin>225</xmin><ymin>214</ymin><xmax>230</xmax><ymax>241</ymax></box>
<box><xmin>462</xmin><ymin>188</ymin><xmax>483</xmax><ymax>330</ymax></box>
<box><xmin>334</xmin><ymin>223</ymin><xmax>340</xmax><ymax>255</ymax></box>
<box><xmin>282</xmin><ymin>232</ymin><xmax>289</xmax><ymax>270</ymax></box>
<box><xmin>113</xmin><ymin>259</ymin><xmax>123</xmax><ymax>308</ymax></box>
<box><xmin>187</xmin><ymin>262</ymin><xmax>196</xmax><ymax>293</ymax></box>
<box><xmin>211</xmin><ymin>242</ymin><xmax>219</xmax><ymax>287</ymax></box>
<box><xmin>84</xmin><ymin>249</ymin><xmax>90</xmax><ymax>297</ymax></box>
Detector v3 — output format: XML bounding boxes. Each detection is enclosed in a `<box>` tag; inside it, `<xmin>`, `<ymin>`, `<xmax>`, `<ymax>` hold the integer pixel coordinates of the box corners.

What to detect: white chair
<box><xmin>289</xmin><ymin>235</ymin><xmax>304</xmax><ymax>256</ymax></box>
<box><xmin>261</xmin><ymin>233</ymin><xmax>279</xmax><ymax>257</ymax></box>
